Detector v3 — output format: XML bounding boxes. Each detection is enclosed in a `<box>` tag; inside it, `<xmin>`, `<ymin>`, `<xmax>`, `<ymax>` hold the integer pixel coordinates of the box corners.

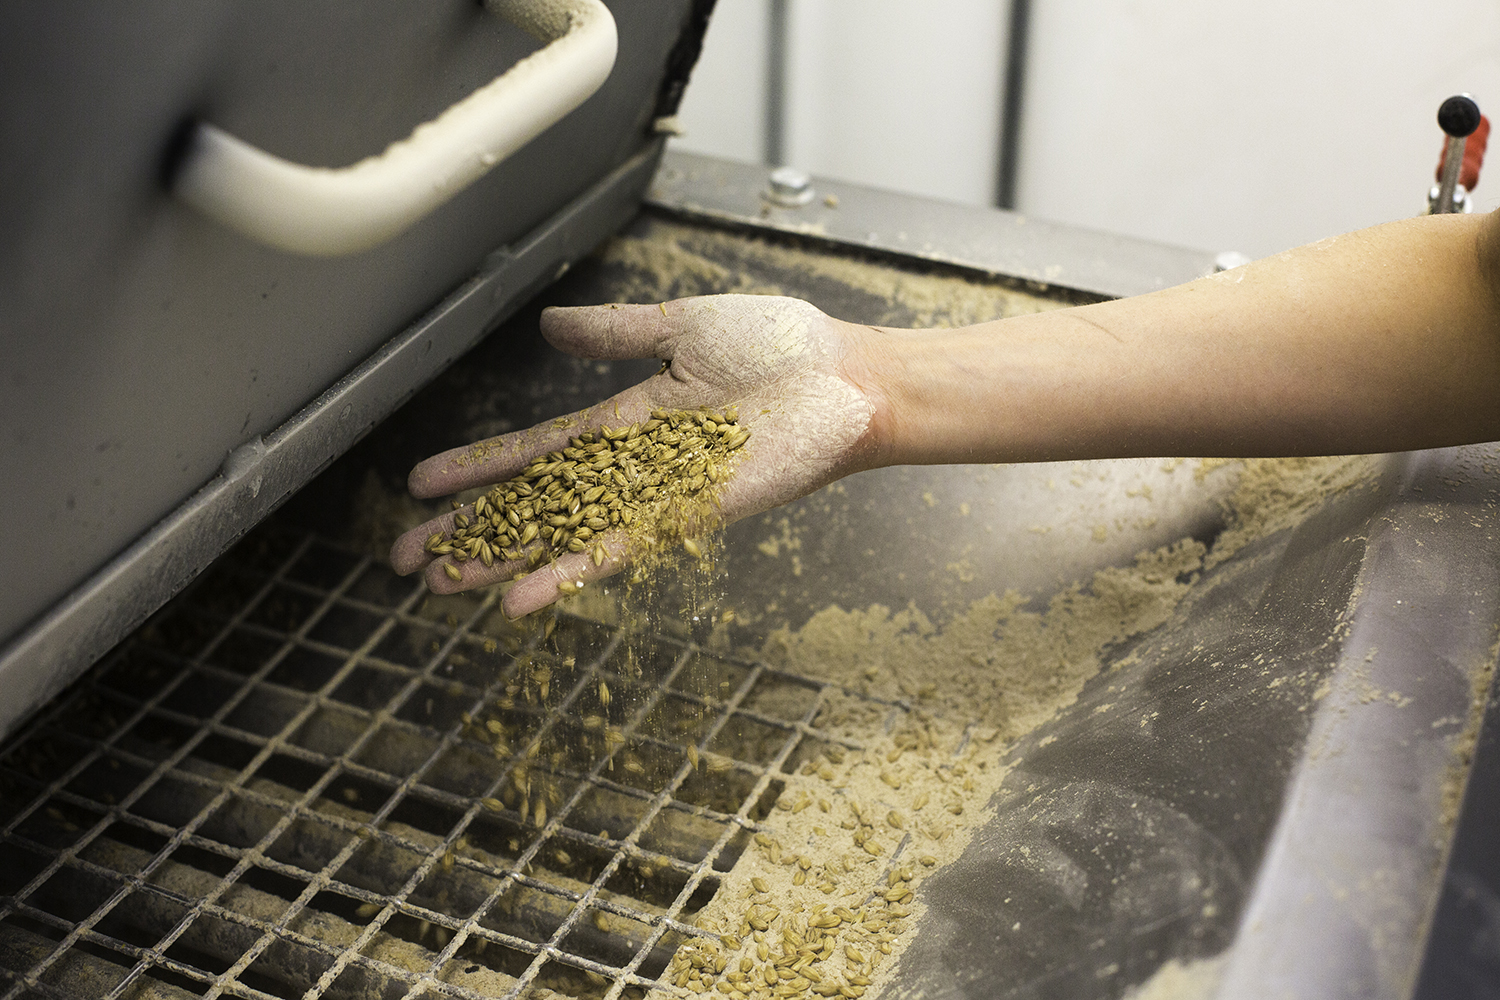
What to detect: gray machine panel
<box><xmin>0</xmin><ymin>0</ymin><xmax>701</xmax><ymax>651</ymax></box>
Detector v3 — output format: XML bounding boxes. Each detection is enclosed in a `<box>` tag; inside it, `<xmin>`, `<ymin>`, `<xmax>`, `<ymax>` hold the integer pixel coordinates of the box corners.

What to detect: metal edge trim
<box><xmin>644</xmin><ymin>148</ymin><xmax>1221</xmax><ymax>301</ymax></box>
<box><xmin>1214</xmin><ymin>444</ymin><xmax>1500</xmax><ymax>999</ymax></box>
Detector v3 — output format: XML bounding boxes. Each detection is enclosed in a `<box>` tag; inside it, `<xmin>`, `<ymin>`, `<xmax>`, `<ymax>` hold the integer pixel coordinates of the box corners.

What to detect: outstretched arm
<box><xmin>393</xmin><ymin>209</ymin><xmax>1500</xmax><ymax>616</ymax></box>
<box><xmin>865</xmin><ymin>209</ymin><xmax>1500</xmax><ymax>466</ymax></box>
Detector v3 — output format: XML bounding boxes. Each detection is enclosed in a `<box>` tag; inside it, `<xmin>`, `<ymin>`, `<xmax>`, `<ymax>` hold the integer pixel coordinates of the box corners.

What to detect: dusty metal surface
<box><xmin>0</xmin><ymin>140</ymin><xmax>664</xmax><ymax>747</ymax></box>
<box><xmin>3</xmin><ymin>205</ymin><xmax>1497</xmax><ymax>1000</ymax></box>
<box><xmin>887</xmin><ymin>447</ymin><xmax>1500</xmax><ymax>1000</ymax></box>
<box><xmin>647</xmin><ymin>149</ymin><xmax>1221</xmax><ymax>301</ymax></box>
<box><xmin>1</xmin><ymin>0</ymin><xmax>706</xmax><ymax>657</ymax></box>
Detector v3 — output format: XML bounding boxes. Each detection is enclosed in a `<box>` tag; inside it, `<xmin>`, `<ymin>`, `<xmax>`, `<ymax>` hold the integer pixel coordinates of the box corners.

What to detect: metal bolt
<box><xmin>765</xmin><ymin>166</ymin><xmax>815</xmax><ymax>207</ymax></box>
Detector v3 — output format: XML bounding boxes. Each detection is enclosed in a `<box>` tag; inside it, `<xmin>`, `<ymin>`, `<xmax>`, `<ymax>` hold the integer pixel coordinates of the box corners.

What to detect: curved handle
<box><xmin>174</xmin><ymin>0</ymin><xmax>617</xmax><ymax>256</ymax></box>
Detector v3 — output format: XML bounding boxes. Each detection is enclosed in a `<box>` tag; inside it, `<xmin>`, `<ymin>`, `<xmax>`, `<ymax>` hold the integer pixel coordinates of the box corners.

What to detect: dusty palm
<box><xmin>390</xmin><ymin>294</ymin><xmax>880</xmax><ymax>618</ymax></box>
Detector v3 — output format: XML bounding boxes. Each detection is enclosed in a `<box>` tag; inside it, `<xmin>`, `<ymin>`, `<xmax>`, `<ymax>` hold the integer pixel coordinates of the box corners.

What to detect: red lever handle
<box><xmin>1435</xmin><ymin>114</ymin><xmax>1490</xmax><ymax>191</ymax></box>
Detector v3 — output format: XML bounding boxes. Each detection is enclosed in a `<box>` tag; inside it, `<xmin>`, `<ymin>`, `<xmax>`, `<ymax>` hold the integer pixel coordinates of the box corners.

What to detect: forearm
<box><xmin>853</xmin><ymin>211</ymin><xmax>1500</xmax><ymax>465</ymax></box>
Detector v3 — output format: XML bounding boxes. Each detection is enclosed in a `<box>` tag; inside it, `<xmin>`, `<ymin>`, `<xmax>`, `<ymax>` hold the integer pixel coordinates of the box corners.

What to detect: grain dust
<box><xmin>654</xmin><ymin>455</ymin><xmax>1381</xmax><ymax>1000</ymax></box>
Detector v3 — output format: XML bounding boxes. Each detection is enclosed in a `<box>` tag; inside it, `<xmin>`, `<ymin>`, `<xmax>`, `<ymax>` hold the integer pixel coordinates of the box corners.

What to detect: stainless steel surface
<box><xmin>3</xmin><ymin>181</ymin><xmax>1497</xmax><ymax>1000</ymax></box>
<box><xmin>1216</xmin><ymin>448</ymin><xmax>1499</xmax><ymax>999</ymax></box>
<box><xmin>0</xmin><ymin>0</ymin><xmax>703</xmax><ymax>662</ymax></box>
<box><xmin>765</xmin><ymin>167</ymin><xmax>815</xmax><ymax>208</ymax></box>
<box><xmin>1414</xmin><ymin>642</ymin><xmax>1500</xmax><ymax>997</ymax></box>
<box><xmin>0</xmin><ymin>141</ymin><xmax>665</xmax><ymax>746</ymax></box>
<box><xmin>1426</xmin><ymin>182</ymin><xmax>1471</xmax><ymax>216</ymax></box>
<box><xmin>1435</xmin><ymin>137</ymin><xmax>1468</xmax><ymax>215</ymax></box>
<box><xmin>648</xmin><ymin>149</ymin><xmax>1221</xmax><ymax>300</ymax></box>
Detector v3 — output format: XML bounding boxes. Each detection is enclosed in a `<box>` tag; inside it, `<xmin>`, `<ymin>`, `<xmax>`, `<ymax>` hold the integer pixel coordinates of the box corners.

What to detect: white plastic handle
<box><xmin>174</xmin><ymin>0</ymin><xmax>617</xmax><ymax>256</ymax></box>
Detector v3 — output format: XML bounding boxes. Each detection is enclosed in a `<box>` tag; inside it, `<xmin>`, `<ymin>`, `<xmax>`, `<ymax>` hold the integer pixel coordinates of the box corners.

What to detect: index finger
<box><xmin>409</xmin><ymin>391</ymin><xmax>657</xmax><ymax>499</ymax></box>
<box><xmin>540</xmin><ymin>301</ymin><xmax>681</xmax><ymax>359</ymax></box>
<box><xmin>410</xmin><ymin>301</ymin><xmax>698</xmax><ymax>498</ymax></box>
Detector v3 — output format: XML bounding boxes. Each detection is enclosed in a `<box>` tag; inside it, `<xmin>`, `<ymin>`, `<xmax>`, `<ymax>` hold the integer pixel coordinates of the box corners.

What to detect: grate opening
<box><xmin>0</xmin><ymin>521</ymin><xmax>933</xmax><ymax>1000</ymax></box>
<box><xmin>234</xmin><ymin>866</ymin><xmax>309</xmax><ymax>909</ymax></box>
<box><xmin>533</xmin><ymin>833</ymin><xmax>612</xmax><ymax>886</ymax></box>
<box><xmin>266</xmin><ymin>646</ymin><xmax>346</xmax><ymax>693</ymax></box>
<box><xmin>34</xmin><ymin>867</ymin><xmax>127</xmax><ymax>931</ymax></box>
<box><xmin>533</xmin><ymin>958</ymin><xmax>637</xmax><ymax>1000</ymax></box>
<box><xmin>321</xmin><ymin>773</ymin><xmax>395</xmax><ymax>813</ymax></box>
<box><xmin>385</xmin><ymin>796</ymin><xmax>466</xmax><ymax>844</ymax></box>
<box><xmin>97</xmin><ymin>821</ymin><xmax>170</xmax><ymax>862</ymax></box>
<box><xmin>557</xmin><ymin>907</ymin><xmax>651</xmax><ymax>971</ymax></box>
<box><xmin>254</xmin><ymin>754</ymin><xmax>329</xmax><ymax>798</ymax></box>
<box><xmin>138</xmin><ymin>606</ymin><xmax>224</xmax><ymax>661</ymax></box>
<box><xmin>705</xmin><ymin>714</ymin><xmax>790</xmax><ymax>768</ymax></box>
<box><xmin>285</xmin><ymin>545</ymin><xmax>365</xmax><ymax>591</ymax></box>
<box><xmin>66</xmin><ymin>756</ymin><xmax>143</xmax><ymax>811</ymax></box>
<box><xmin>159</xmin><ymin>672</ymin><xmax>241</xmax><ymax>721</ymax></box>
<box><xmin>307</xmin><ymin>602</ymin><xmax>388</xmax><ymax>651</ymax></box>
<box><xmin>674</xmin><ymin>765</ymin><xmax>776</xmax><ymax>818</ymax></box>
<box><xmin>246</xmin><ymin>584</ymin><xmax>324</xmax><ymax>634</ymax></box>
<box><xmin>162</xmin><ymin>935</ymin><xmax>232</xmax><ymax>981</ymax></box>
<box><xmin>192</xmin><ymin>733</ymin><xmax>261</xmax><ymax>775</ymax></box>
<box><xmin>225</xmin><ymin>686</ymin><xmax>313</xmax><ymax>739</ymax></box>
<box><xmin>289</xmin><ymin>706</ymin><xmax>366</xmax><ymax>759</ymax></box>
<box><xmin>737</xmin><ymin>673</ymin><xmax>821</xmax><ymax>723</ymax></box>
<box><xmin>197</xmin><ymin>627</ymin><xmax>282</xmax><ymax>678</ymax></box>
<box><xmin>161</xmin><ymin>844</ymin><xmax>236</xmax><ymax>884</ymax></box>
<box><xmin>125</xmin><ymin>715</ymin><xmax>197</xmax><ymax>758</ymax></box>
<box><xmin>371</xmin><ymin>622</ymin><xmax>449</xmax><ymax>670</ymax></box>
<box><xmin>99</xmin><ymin>649</ymin><xmax>181</xmax><ymax>703</ymax></box>
<box><xmin>16</xmin><ymin>802</ymin><xmax>95</xmax><ymax>856</ymax></box>
<box><xmin>393</xmin><ymin>684</ymin><xmax>472</xmax><ymax>731</ymax></box>
<box><xmin>352</xmin><ymin>724</ymin><xmax>434</xmax><ymax>783</ymax></box>
<box><xmin>3</xmin><ymin>857</ymin><xmax>43</xmax><ymax>901</ymax></box>
<box><xmin>432</xmin><ymin>930</ymin><xmax>534</xmax><ymax>983</ymax></box>
<box><xmin>548</xmin><ymin>619</ymin><xmax>616</xmax><ymax>666</ymax></box>
<box><xmin>329</xmin><ymin>664</ymin><xmax>409</xmax><ymax>711</ymax></box>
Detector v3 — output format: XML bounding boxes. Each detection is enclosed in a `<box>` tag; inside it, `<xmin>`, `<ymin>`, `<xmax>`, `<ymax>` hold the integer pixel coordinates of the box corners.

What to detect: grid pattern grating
<box><xmin>0</xmin><ymin>522</ymin><xmax>916</xmax><ymax>1000</ymax></box>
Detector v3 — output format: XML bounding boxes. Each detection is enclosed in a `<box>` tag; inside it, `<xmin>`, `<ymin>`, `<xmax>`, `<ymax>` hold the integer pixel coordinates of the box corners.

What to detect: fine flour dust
<box><xmin>647</xmin><ymin>455</ymin><xmax>1380</xmax><ymax>1000</ymax></box>
<box><xmin>597</xmin><ymin>219</ymin><xmax>1072</xmax><ymax>329</ymax></box>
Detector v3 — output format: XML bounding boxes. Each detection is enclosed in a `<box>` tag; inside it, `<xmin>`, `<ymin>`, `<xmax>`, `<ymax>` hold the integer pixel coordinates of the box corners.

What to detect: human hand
<box><xmin>389</xmin><ymin>294</ymin><xmax>883</xmax><ymax>618</ymax></box>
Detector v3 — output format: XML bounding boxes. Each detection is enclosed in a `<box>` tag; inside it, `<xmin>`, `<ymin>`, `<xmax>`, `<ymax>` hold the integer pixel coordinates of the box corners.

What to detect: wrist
<box><xmin>832</xmin><ymin>313</ymin><xmax>1080</xmax><ymax>468</ymax></box>
<box><xmin>832</xmin><ymin>319</ymin><xmax>911</xmax><ymax>472</ymax></box>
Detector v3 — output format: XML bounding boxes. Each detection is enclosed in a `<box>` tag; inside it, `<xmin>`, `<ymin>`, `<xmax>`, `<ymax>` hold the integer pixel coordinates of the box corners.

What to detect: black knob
<box><xmin>1438</xmin><ymin>94</ymin><xmax>1482</xmax><ymax>138</ymax></box>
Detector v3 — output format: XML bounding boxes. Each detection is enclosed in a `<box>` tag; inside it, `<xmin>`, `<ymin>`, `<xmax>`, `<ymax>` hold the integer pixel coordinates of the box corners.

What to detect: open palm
<box><xmin>390</xmin><ymin>294</ymin><xmax>881</xmax><ymax>617</ymax></box>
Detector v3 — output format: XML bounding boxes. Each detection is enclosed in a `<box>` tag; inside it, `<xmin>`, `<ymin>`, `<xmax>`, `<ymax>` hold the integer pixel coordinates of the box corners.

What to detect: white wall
<box><xmin>672</xmin><ymin>0</ymin><xmax>1007</xmax><ymax>206</ymax></box>
<box><xmin>671</xmin><ymin>1</ymin><xmax>1500</xmax><ymax>258</ymax></box>
<box><xmin>781</xmin><ymin>0</ymin><xmax>1007</xmax><ymax>206</ymax></box>
<box><xmin>671</xmin><ymin>0</ymin><xmax>769</xmax><ymax>165</ymax></box>
<box><xmin>1019</xmin><ymin>2</ymin><xmax>1500</xmax><ymax>258</ymax></box>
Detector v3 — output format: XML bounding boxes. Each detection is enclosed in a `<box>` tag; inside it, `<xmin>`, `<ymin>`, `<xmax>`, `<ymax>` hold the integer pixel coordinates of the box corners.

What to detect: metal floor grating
<box><xmin>0</xmin><ymin>522</ymin><xmax>910</xmax><ymax>1000</ymax></box>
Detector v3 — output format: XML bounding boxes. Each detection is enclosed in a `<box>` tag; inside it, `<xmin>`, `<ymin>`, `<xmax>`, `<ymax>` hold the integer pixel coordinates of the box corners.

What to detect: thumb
<box><xmin>541</xmin><ymin>302</ymin><xmax>679</xmax><ymax>360</ymax></box>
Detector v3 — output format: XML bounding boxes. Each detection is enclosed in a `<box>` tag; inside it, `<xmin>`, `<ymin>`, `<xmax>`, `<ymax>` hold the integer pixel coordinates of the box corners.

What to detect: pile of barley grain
<box><xmin>427</xmin><ymin>407</ymin><xmax>750</xmax><ymax>581</ymax></box>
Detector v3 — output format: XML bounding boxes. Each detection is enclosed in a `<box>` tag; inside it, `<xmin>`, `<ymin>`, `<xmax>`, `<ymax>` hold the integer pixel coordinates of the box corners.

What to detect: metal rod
<box><xmin>995</xmin><ymin>0</ymin><xmax>1031</xmax><ymax>210</ymax></box>
<box><xmin>1432</xmin><ymin>94</ymin><xmax>1481</xmax><ymax>215</ymax></box>
<box><xmin>1435</xmin><ymin>135</ymin><xmax>1468</xmax><ymax>215</ymax></box>
<box><xmin>764</xmin><ymin>0</ymin><xmax>789</xmax><ymax>166</ymax></box>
